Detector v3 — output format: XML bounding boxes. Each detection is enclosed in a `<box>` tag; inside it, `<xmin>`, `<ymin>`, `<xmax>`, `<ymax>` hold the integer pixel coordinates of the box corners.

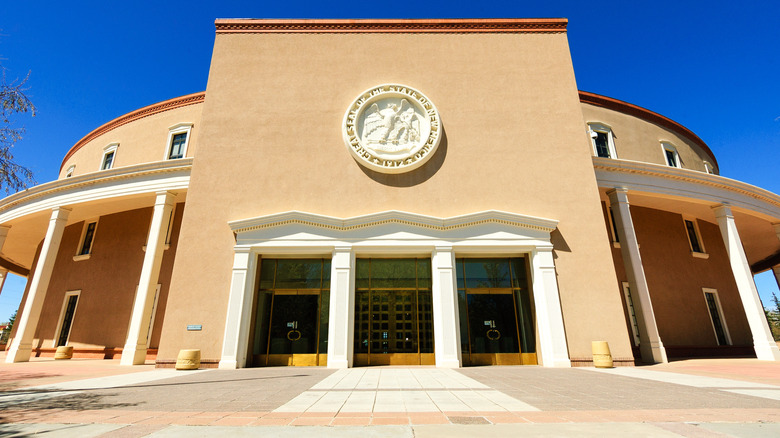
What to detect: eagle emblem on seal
<box><xmin>361</xmin><ymin>99</ymin><xmax>421</xmax><ymax>153</ymax></box>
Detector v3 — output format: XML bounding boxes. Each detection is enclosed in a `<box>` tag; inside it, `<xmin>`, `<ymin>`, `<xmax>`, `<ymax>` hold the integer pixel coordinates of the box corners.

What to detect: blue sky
<box><xmin>0</xmin><ymin>1</ymin><xmax>778</xmax><ymax>321</ymax></box>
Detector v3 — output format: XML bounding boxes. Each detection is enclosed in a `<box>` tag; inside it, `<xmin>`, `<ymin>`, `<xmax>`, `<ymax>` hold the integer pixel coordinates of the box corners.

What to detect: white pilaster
<box><xmin>713</xmin><ymin>204</ymin><xmax>780</xmax><ymax>361</ymax></box>
<box><xmin>6</xmin><ymin>207</ymin><xmax>70</xmax><ymax>363</ymax></box>
<box><xmin>531</xmin><ymin>246</ymin><xmax>571</xmax><ymax>367</ymax></box>
<box><xmin>218</xmin><ymin>247</ymin><xmax>257</xmax><ymax>369</ymax></box>
<box><xmin>608</xmin><ymin>188</ymin><xmax>668</xmax><ymax>364</ymax></box>
<box><xmin>121</xmin><ymin>191</ymin><xmax>175</xmax><ymax>365</ymax></box>
<box><xmin>0</xmin><ymin>225</ymin><xmax>10</xmax><ymax>297</ymax></box>
<box><xmin>327</xmin><ymin>246</ymin><xmax>355</xmax><ymax>369</ymax></box>
<box><xmin>431</xmin><ymin>246</ymin><xmax>461</xmax><ymax>368</ymax></box>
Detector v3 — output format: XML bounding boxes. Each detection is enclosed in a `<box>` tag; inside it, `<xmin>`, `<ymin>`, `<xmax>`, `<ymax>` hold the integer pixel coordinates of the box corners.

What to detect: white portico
<box><xmin>217</xmin><ymin>210</ymin><xmax>571</xmax><ymax>369</ymax></box>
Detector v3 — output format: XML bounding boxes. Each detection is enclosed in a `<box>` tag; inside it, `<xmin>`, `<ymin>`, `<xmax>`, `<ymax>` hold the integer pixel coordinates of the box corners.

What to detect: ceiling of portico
<box><xmin>599</xmin><ymin>188</ymin><xmax>780</xmax><ymax>269</ymax></box>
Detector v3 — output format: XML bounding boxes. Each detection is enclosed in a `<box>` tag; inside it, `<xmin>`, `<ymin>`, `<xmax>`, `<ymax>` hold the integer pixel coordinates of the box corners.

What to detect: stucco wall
<box><xmin>159</xmin><ymin>31</ymin><xmax>633</xmax><ymax>364</ymax></box>
<box><xmin>606</xmin><ymin>204</ymin><xmax>751</xmax><ymax>350</ymax></box>
<box><xmin>581</xmin><ymin>103</ymin><xmax>716</xmax><ymax>173</ymax></box>
<box><xmin>59</xmin><ymin>104</ymin><xmax>202</xmax><ymax>179</ymax></box>
<box><xmin>12</xmin><ymin>204</ymin><xmax>184</xmax><ymax>352</ymax></box>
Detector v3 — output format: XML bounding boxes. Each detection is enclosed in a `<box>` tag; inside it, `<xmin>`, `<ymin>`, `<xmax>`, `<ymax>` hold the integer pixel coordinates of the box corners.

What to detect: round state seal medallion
<box><xmin>343</xmin><ymin>84</ymin><xmax>441</xmax><ymax>174</ymax></box>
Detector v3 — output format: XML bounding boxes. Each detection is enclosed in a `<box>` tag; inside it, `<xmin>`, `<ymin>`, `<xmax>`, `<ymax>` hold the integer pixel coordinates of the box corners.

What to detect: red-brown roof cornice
<box><xmin>214</xmin><ymin>18</ymin><xmax>568</xmax><ymax>34</ymax></box>
<box><xmin>579</xmin><ymin>91</ymin><xmax>718</xmax><ymax>169</ymax></box>
<box><xmin>60</xmin><ymin>92</ymin><xmax>205</xmax><ymax>172</ymax></box>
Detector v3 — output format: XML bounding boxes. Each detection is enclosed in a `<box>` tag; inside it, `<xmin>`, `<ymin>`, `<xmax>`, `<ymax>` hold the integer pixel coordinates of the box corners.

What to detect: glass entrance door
<box><xmin>353</xmin><ymin>258</ymin><xmax>435</xmax><ymax>366</ymax></box>
<box><xmin>250</xmin><ymin>259</ymin><xmax>330</xmax><ymax>367</ymax></box>
<box><xmin>266</xmin><ymin>292</ymin><xmax>320</xmax><ymax>366</ymax></box>
<box><xmin>457</xmin><ymin>258</ymin><xmax>537</xmax><ymax>365</ymax></box>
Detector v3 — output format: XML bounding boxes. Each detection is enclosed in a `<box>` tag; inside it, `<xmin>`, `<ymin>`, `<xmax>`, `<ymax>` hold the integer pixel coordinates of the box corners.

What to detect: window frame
<box><xmin>661</xmin><ymin>142</ymin><xmax>681</xmax><ymax>168</ymax></box>
<box><xmin>74</xmin><ymin>218</ymin><xmax>99</xmax><ymax>261</ymax></box>
<box><xmin>587</xmin><ymin>122</ymin><xmax>618</xmax><ymax>159</ymax></box>
<box><xmin>101</xmin><ymin>143</ymin><xmax>119</xmax><ymax>170</ymax></box>
<box><xmin>702</xmin><ymin>288</ymin><xmax>731</xmax><ymax>346</ymax></box>
<box><xmin>164</xmin><ymin>123</ymin><xmax>193</xmax><ymax>160</ymax></box>
<box><xmin>65</xmin><ymin>165</ymin><xmax>75</xmax><ymax>178</ymax></box>
<box><xmin>682</xmin><ymin>215</ymin><xmax>708</xmax><ymax>259</ymax></box>
<box><xmin>621</xmin><ymin>282</ymin><xmax>641</xmax><ymax>347</ymax></box>
<box><xmin>703</xmin><ymin>161</ymin><xmax>715</xmax><ymax>174</ymax></box>
<box><xmin>52</xmin><ymin>290</ymin><xmax>81</xmax><ymax>347</ymax></box>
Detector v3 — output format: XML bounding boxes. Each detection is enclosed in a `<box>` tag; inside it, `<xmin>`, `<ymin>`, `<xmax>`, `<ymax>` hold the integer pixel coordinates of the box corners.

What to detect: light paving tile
<box><xmin>341</xmin><ymin>391</ymin><xmax>377</xmax><ymax>412</ymax></box>
<box><xmin>446</xmin><ymin>369</ymin><xmax>490</xmax><ymax>388</ymax></box>
<box><xmin>477</xmin><ymin>390</ymin><xmax>540</xmax><ymax>412</ymax></box>
<box><xmin>273</xmin><ymin>391</ymin><xmax>324</xmax><ymax>412</ymax></box>
<box><xmin>378</xmin><ymin>371</ymin><xmax>402</xmax><ymax>390</ymax></box>
<box><xmin>584</xmin><ymin>367</ymin><xmax>776</xmax><ymax>389</ymax></box>
<box><xmin>412</xmin><ymin>369</ymin><xmax>445</xmax><ymax>389</ymax></box>
<box><xmin>356</xmin><ymin>369</ymin><xmax>380</xmax><ymax>389</ymax></box>
<box><xmin>723</xmin><ymin>389</ymin><xmax>780</xmax><ymax>401</ymax></box>
<box><xmin>402</xmin><ymin>391</ymin><xmax>438</xmax><ymax>412</ymax></box>
<box><xmin>307</xmin><ymin>391</ymin><xmax>351</xmax><ymax>412</ymax></box>
<box><xmin>311</xmin><ymin>369</ymin><xmax>350</xmax><ymax>390</ymax></box>
<box><xmin>374</xmin><ymin>390</ymin><xmax>405</xmax><ymax>412</ymax></box>
<box><xmin>396</xmin><ymin>369</ymin><xmax>422</xmax><ymax>389</ymax></box>
<box><xmin>451</xmin><ymin>390</ymin><xmax>507</xmax><ymax>412</ymax></box>
<box><xmin>426</xmin><ymin>390</ymin><xmax>472</xmax><ymax>412</ymax></box>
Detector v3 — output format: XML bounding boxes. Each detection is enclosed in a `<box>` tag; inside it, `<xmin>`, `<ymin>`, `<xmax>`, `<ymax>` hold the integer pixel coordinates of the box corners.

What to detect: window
<box><xmin>607</xmin><ymin>206</ymin><xmax>620</xmax><ymax>247</ymax></box>
<box><xmin>54</xmin><ymin>291</ymin><xmax>80</xmax><ymax>347</ymax></box>
<box><xmin>682</xmin><ymin>215</ymin><xmax>708</xmax><ymax>258</ymax></box>
<box><xmin>65</xmin><ymin>165</ymin><xmax>75</xmax><ymax>178</ymax></box>
<box><xmin>74</xmin><ymin>218</ymin><xmax>98</xmax><ymax>260</ymax></box>
<box><xmin>588</xmin><ymin>123</ymin><xmax>617</xmax><ymax>158</ymax></box>
<box><xmin>703</xmin><ymin>288</ymin><xmax>731</xmax><ymax>345</ymax></box>
<box><xmin>703</xmin><ymin>161</ymin><xmax>715</xmax><ymax>174</ymax></box>
<box><xmin>661</xmin><ymin>142</ymin><xmax>680</xmax><ymax>168</ymax></box>
<box><xmin>165</xmin><ymin>123</ymin><xmax>193</xmax><ymax>160</ymax></box>
<box><xmin>622</xmin><ymin>282</ymin><xmax>640</xmax><ymax>347</ymax></box>
<box><xmin>101</xmin><ymin>143</ymin><xmax>119</xmax><ymax>170</ymax></box>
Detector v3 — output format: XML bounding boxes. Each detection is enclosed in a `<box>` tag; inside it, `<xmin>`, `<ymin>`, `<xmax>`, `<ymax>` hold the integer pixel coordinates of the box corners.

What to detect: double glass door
<box><xmin>457</xmin><ymin>258</ymin><xmax>537</xmax><ymax>365</ymax></box>
<box><xmin>353</xmin><ymin>259</ymin><xmax>435</xmax><ymax>366</ymax></box>
<box><xmin>251</xmin><ymin>259</ymin><xmax>330</xmax><ymax>366</ymax></box>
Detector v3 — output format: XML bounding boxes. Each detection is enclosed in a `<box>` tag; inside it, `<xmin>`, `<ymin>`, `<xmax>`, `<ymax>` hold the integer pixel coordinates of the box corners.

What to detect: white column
<box><xmin>121</xmin><ymin>191</ymin><xmax>175</xmax><ymax>365</ymax></box>
<box><xmin>608</xmin><ymin>188</ymin><xmax>668</xmax><ymax>364</ymax></box>
<box><xmin>0</xmin><ymin>225</ymin><xmax>10</xmax><ymax>297</ymax></box>
<box><xmin>431</xmin><ymin>246</ymin><xmax>461</xmax><ymax>368</ymax></box>
<box><xmin>218</xmin><ymin>247</ymin><xmax>257</xmax><ymax>369</ymax></box>
<box><xmin>6</xmin><ymin>207</ymin><xmax>70</xmax><ymax>363</ymax></box>
<box><xmin>531</xmin><ymin>246</ymin><xmax>571</xmax><ymax>367</ymax></box>
<box><xmin>713</xmin><ymin>204</ymin><xmax>780</xmax><ymax>361</ymax></box>
<box><xmin>774</xmin><ymin>224</ymin><xmax>780</xmax><ymax>291</ymax></box>
<box><xmin>327</xmin><ymin>246</ymin><xmax>354</xmax><ymax>368</ymax></box>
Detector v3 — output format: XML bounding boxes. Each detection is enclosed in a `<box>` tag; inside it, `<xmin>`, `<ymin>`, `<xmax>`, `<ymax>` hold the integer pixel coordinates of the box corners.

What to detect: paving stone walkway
<box><xmin>1</xmin><ymin>357</ymin><xmax>780</xmax><ymax>435</ymax></box>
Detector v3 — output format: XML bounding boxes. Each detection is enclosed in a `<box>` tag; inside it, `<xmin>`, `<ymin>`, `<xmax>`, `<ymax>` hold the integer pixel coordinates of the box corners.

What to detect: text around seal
<box><xmin>343</xmin><ymin>84</ymin><xmax>441</xmax><ymax>174</ymax></box>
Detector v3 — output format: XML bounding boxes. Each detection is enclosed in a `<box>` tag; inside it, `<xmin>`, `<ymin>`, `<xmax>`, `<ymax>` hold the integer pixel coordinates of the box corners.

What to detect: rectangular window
<box><xmin>662</xmin><ymin>142</ymin><xmax>681</xmax><ymax>168</ymax></box>
<box><xmin>703</xmin><ymin>289</ymin><xmax>730</xmax><ymax>346</ymax></box>
<box><xmin>168</xmin><ymin>133</ymin><xmax>187</xmax><ymax>159</ymax></box>
<box><xmin>101</xmin><ymin>151</ymin><xmax>115</xmax><ymax>170</ymax></box>
<box><xmin>594</xmin><ymin>132</ymin><xmax>610</xmax><ymax>158</ymax></box>
<box><xmin>75</xmin><ymin>220</ymin><xmax>98</xmax><ymax>259</ymax></box>
<box><xmin>622</xmin><ymin>282</ymin><xmax>640</xmax><ymax>346</ymax></box>
<box><xmin>54</xmin><ymin>291</ymin><xmax>80</xmax><ymax>347</ymax></box>
<box><xmin>608</xmin><ymin>207</ymin><xmax>620</xmax><ymax>244</ymax></box>
<box><xmin>682</xmin><ymin>216</ymin><xmax>707</xmax><ymax>258</ymax></box>
<box><xmin>684</xmin><ymin>220</ymin><xmax>702</xmax><ymax>253</ymax></box>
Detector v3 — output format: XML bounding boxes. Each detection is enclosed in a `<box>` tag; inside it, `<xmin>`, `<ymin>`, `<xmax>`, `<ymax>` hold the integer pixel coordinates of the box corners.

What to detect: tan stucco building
<box><xmin>3</xmin><ymin>19</ymin><xmax>780</xmax><ymax>369</ymax></box>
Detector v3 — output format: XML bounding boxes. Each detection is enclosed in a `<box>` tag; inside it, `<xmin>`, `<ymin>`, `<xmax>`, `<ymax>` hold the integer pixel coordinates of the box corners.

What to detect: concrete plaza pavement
<box><xmin>1</xmin><ymin>353</ymin><xmax>780</xmax><ymax>437</ymax></box>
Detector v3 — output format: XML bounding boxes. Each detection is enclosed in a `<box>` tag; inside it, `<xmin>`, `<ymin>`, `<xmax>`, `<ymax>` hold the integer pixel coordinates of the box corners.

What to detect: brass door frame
<box><xmin>462</xmin><ymin>287</ymin><xmax>536</xmax><ymax>366</ymax></box>
<box><xmin>258</xmin><ymin>289</ymin><xmax>324</xmax><ymax>367</ymax></box>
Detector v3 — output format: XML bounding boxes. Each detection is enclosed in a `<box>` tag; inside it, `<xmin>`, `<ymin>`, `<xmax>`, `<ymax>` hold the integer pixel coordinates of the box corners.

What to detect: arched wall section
<box><xmin>59</xmin><ymin>94</ymin><xmax>204</xmax><ymax>179</ymax></box>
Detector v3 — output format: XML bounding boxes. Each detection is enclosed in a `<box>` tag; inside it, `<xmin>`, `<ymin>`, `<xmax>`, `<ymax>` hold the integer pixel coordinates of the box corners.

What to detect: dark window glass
<box><xmin>169</xmin><ymin>133</ymin><xmax>187</xmax><ymax>159</ymax></box>
<box><xmin>594</xmin><ymin>131</ymin><xmax>610</xmax><ymax>158</ymax></box>
<box><xmin>705</xmin><ymin>292</ymin><xmax>728</xmax><ymax>345</ymax></box>
<box><xmin>665</xmin><ymin>149</ymin><xmax>677</xmax><ymax>167</ymax></box>
<box><xmin>463</xmin><ymin>258</ymin><xmax>511</xmax><ymax>288</ymax></box>
<box><xmin>57</xmin><ymin>295</ymin><xmax>78</xmax><ymax>347</ymax></box>
<box><xmin>609</xmin><ymin>207</ymin><xmax>620</xmax><ymax>243</ymax></box>
<box><xmin>685</xmin><ymin>220</ymin><xmax>702</xmax><ymax>253</ymax></box>
<box><xmin>102</xmin><ymin>151</ymin><xmax>115</xmax><ymax>170</ymax></box>
<box><xmin>79</xmin><ymin>222</ymin><xmax>97</xmax><ymax>255</ymax></box>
